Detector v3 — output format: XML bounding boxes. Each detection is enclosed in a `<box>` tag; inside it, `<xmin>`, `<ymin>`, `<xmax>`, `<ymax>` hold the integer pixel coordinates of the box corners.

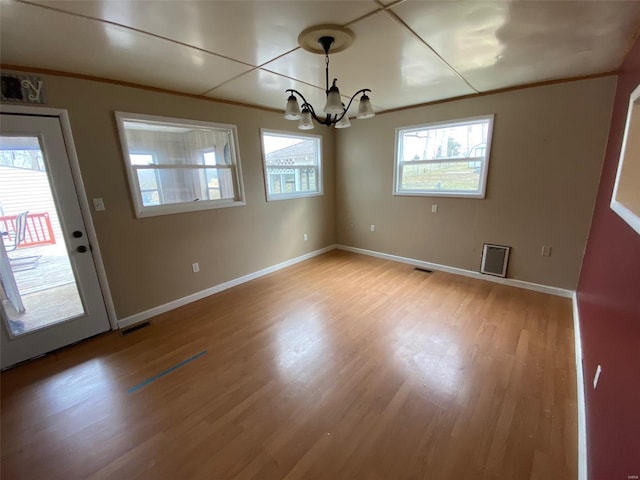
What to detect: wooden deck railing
<box><xmin>0</xmin><ymin>212</ymin><xmax>56</xmax><ymax>248</ymax></box>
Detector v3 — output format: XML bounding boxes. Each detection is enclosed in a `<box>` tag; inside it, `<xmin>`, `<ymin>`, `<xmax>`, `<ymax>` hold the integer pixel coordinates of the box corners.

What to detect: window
<box><xmin>394</xmin><ymin>115</ymin><xmax>494</xmax><ymax>198</ymax></box>
<box><xmin>115</xmin><ymin>112</ymin><xmax>245</xmax><ymax>217</ymax></box>
<box><xmin>260</xmin><ymin>130</ymin><xmax>322</xmax><ymax>201</ymax></box>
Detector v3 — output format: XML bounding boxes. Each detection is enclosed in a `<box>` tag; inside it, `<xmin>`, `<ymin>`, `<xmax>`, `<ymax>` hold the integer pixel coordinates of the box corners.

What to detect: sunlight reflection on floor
<box><xmin>391</xmin><ymin>322</ymin><xmax>465</xmax><ymax>401</ymax></box>
<box><xmin>274</xmin><ymin>307</ymin><xmax>333</xmax><ymax>386</ymax></box>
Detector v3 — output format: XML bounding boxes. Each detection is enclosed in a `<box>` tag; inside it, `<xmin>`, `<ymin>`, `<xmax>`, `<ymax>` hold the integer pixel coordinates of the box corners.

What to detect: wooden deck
<box><xmin>0</xmin><ymin>251</ymin><xmax>578</xmax><ymax>479</ymax></box>
<box><xmin>3</xmin><ymin>243</ymin><xmax>80</xmax><ymax>334</ymax></box>
<box><xmin>12</xmin><ymin>244</ymin><xmax>75</xmax><ymax>294</ymax></box>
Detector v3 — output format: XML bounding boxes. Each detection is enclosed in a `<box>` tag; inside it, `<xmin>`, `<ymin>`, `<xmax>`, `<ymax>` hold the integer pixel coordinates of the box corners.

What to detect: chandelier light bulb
<box><xmin>335</xmin><ymin>113</ymin><xmax>351</xmax><ymax>129</ymax></box>
<box><xmin>284</xmin><ymin>94</ymin><xmax>301</xmax><ymax>120</ymax></box>
<box><xmin>298</xmin><ymin>106</ymin><xmax>315</xmax><ymax>130</ymax></box>
<box><xmin>356</xmin><ymin>94</ymin><xmax>375</xmax><ymax>119</ymax></box>
<box><xmin>324</xmin><ymin>79</ymin><xmax>344</xmax><ymax>115</ymax></box>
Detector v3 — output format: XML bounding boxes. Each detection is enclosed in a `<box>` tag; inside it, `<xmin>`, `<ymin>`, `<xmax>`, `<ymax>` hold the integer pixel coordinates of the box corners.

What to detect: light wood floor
<box><xmin>0</xmin><ymin>251</ymin><xmax>577</xmax><ymax>480</ymax></box>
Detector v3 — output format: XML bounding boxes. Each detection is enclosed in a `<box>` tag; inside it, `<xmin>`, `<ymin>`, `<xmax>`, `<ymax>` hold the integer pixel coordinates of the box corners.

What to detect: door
<box><xmin>0</xmin><ymin>112</ymin><xmax>110</xmax><ymax>368</ymax></box>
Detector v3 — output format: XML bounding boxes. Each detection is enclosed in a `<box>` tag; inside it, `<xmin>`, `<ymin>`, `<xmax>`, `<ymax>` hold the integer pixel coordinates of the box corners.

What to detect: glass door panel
<box><xmin>0</xmin><ymin>135</ymin><xmax>85</xmax><ymax>336</ymax></box>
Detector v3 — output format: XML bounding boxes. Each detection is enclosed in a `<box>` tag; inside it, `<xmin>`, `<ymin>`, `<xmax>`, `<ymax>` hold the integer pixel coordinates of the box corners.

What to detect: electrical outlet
<box><xmin>370</xmin><ymin>224</ymin><xmax>375</xmax><ymax>232</ymax></box>
<box><xmin>192</xmin><ymin>262</ymin><xmax>200</xmax><ymax>273</ymax></box>
<box><xmin>303</xmin><ymin>233</ymin><xmax>308</xmax><ymax>241</ymax></box>
<box><xmin>431</xmin><ymin>204</ymin><xmax>438</xmax><ymax>214</ymax></box>
<box><xmin>541</xmin><ymin>246</ymin><xmax>552</xmax><ymax>257</ymax></box>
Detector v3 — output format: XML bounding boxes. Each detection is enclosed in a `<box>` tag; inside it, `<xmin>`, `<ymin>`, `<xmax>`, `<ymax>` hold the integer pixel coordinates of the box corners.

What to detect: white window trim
<box><xmin>260</xmin><ymin>129</ymin><xmax>323</xmax><ymax>202</ymax></box>
<box><xmin>610</xmin><ymin>83</ymin><xmax>640</xmax><ymax>235</ymax></box>
<box><xmin>199</xmin><ymin>148</ymin><xmax>223</xmax><ymax>201</ymax></box>
<box><xmin>393</xmin><ymin>114</ymin><xmax>495</xmax><ymax>199</ymax></box>
<box><xmin>115</xmin><ymin>111</ymin><xmax>246</xmax><ymax>218</ymax></box>
<box><xmin>130</xmin><ymin>151</ymin><xmax>163</xmax><ymax>206</ymax></box>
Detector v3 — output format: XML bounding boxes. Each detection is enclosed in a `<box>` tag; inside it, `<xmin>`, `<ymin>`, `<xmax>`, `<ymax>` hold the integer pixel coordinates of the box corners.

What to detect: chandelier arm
<box><xmin>287</xmin><ymin>89</ymin><xmax>336</xmax><ymax>126</ymax></box>
<box><xmin>302</xmin><ymin>101</ymin><xmax>333</xmax><ymax>126</ymax></box>
<box><xmin>309</xmin><ymin>106</ymin><xmax>334</xmax><ymax>126</ymax></box>
<box><xmin>340</xmin><ymin>88</ymin><xmax>372</xmax><ymax>120</ymax></box>
<box><xmin>286</xmin><ymin>87</ymin><xmax>371</xmax><ymax>127</ymax></box>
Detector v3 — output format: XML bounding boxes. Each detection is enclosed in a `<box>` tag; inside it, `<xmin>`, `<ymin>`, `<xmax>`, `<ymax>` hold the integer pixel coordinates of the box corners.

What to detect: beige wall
<box><xmin>7</xmin><ymin>72</ymin><xmax>615</xmax><ymax>321</ymax></box>
<box><xmin>38</xmin><ymin>74</ymin><xmax>336</xmax><ymax>318</ymax></box>
<box><xmin>336</xmin><ymin>77</ymin><xmax>616</xmax><ymax>289</ymax></box>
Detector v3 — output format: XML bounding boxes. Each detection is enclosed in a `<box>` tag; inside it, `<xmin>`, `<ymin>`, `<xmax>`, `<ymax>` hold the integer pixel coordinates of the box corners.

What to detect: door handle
<box><xmin>73</xmin><ymin>231</ymin><xmax>83</xmax><ymax>238</ymax></box>
<box><xmin>77</xmin><ymin>245</ymin><xmax>88</xmax><ymax>253</ymax></box>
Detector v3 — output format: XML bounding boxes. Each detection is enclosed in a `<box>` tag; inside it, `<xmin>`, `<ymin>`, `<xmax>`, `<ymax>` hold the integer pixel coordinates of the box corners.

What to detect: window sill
<box><xmin>266</xmin><ymin>192</ymin><xmax>323</xmax><ymax>202</ymax></box>
<box><xmin>393</xmin><ymin>191</ymin><xmax>486</xmax><ymax>199</ymax></box>
<box><xmin>134</xmin><ymin>199</ymin><xmax>246</xmax><ymax>218</ymax></box>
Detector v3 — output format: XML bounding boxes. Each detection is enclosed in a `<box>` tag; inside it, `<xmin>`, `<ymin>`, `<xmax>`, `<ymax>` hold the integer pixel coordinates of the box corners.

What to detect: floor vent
<box><xmin>480</xmin><ymin>244</ymin><xmax>510</xmax><ymax>277</ymax></box>
<box><xmin>414</xmin><ymin>267</ymin><xmax>433</xmax><ymax>274</ymax></box>
<box><xmin>120</xmin><ymin>321</ymin><xmax>152</xmax><ymax>336</ymax></box>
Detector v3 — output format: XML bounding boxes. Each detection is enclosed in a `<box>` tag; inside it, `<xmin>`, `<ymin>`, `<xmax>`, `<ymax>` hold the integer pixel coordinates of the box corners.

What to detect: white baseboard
<box><xmin>117</xmin><ymin>245</ymin><xmax>336</xmax><ymax>329</ymax></box>
<box><xmin>572</xmin><ymin>293</ymin><xmax>588</xmax><ymax>480</ymax></box>
<box><xmin>336</xmin><ymin>244</ymin><xmax>574</xmax><ymax>298</ymax></box>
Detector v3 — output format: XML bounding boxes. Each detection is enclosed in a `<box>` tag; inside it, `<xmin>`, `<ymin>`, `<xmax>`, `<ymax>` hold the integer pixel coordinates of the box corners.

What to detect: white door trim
<box><xmin>0</xmin><ymin>104</ymin><xmax>117</xmax><ymax>330</ymax></box>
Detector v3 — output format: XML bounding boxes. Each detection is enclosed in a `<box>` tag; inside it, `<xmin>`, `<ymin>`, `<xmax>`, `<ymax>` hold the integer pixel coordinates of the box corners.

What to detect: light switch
<box><xmin>93</xmin><ymin>198</ymin><xmax>105</xmax><ymax>211</ymax></box>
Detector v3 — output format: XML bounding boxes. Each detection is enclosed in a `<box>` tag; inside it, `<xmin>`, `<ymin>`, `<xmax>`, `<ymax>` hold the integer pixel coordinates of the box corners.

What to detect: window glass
<box><xmin>261</xmin><ymin>130</ymin><xmax>322</xmax><ymax>201</ymax></box>
<box><xmin>116</xmin><ymin>112</ymin><xmax>245</xmax><ymax>217</ymax></box>
<box><xmin>395</xmin><ymin>115</ymin><xmax>494</xmax><ymax>198</ymax></box>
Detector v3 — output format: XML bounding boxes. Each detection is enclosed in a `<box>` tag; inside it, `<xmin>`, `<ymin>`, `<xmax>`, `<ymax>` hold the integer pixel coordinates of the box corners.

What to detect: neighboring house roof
<box><xmin>265</xmin><ymin>141</ymin><xmax>315</xmax><ymax>165</ymax></box>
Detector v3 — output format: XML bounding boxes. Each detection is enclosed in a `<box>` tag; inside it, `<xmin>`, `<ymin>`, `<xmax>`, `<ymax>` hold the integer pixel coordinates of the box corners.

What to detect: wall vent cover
<box><xmin>480</xmin><ymin>244</ymin><xmax>510</xmax><ymax>277</ymax></box>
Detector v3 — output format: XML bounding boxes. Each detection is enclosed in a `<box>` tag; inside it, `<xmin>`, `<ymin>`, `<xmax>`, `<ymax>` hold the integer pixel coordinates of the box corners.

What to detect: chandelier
<box><xmin>284</xmin><ymin>25</ymin><xmax>375</xmax><ymax>129</ymax></box>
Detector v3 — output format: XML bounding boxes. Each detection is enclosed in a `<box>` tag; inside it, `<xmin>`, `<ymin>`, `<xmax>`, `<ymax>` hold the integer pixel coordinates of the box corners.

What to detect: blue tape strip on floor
<box><xmin>127</xmin><ymin>350</ymin><xmax>207</xmax><ymax>394</ymax></box>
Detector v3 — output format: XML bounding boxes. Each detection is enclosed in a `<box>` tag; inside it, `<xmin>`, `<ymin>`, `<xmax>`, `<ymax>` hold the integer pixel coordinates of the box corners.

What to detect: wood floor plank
<box><xmin>1</xmin><ymin>251</ymin><xmax>577</xmax><ymax>479</ymax></box>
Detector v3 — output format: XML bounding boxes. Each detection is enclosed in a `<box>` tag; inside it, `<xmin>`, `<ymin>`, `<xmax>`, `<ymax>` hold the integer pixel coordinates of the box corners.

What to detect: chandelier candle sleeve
<box><xmin>284</xmin><ymin>25</ymin><xmax>375</xmax><ymax>129</ymax></box>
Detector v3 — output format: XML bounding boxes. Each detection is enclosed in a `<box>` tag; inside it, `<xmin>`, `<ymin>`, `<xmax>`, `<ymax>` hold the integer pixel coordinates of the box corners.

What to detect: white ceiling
<box><xmin>1</xmin><ymin>0</ymin><xmax>640</xmax><ymax>116</ymax></box>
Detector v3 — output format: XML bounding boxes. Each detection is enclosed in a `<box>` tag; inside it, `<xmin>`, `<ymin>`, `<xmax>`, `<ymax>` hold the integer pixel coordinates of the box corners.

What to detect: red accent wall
<box><xmin>577</xmin><ymin>38</ymin><xmax>640</xmax><ymax>479</ymax></box>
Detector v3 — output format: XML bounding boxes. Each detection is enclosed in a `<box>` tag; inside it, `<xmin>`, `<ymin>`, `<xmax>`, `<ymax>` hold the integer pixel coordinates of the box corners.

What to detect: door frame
<box><xmin>1</xmin><ymin>104</ymin><xmax>117</xmax><ymax>330</ymax></box>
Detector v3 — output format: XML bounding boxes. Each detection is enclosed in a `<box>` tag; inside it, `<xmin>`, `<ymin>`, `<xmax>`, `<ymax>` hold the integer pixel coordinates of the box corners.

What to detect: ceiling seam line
<box><xmin>201</xmin><ymin>66</ymin><xmax>328</xmax><ymax>99</ymax></box>
<box><xmin>260</xmin><ymin>68</ymin><xmax>324</xmax><ymax>89</ymax></box>
<box><xmin>200</xmin><ymin>59</ymin><xmax>329</xmax><ymax>97</ymax></box>
<box><xmin>343</xmin><ymin>7</ymin><xmax>384</xmax><ymax>27</ymax></box>
<box><xmin>16</xmin><ymin>0</ymin><xmax>257</xmax><ymax>69</ymax></box>
<box><xmin>255</xmin><ymin>47</ymin><xmax>302</xmax><ymax>70</ymax></box>
<box><xmin>197</xmin><ymin>67</ymin><xmax>261</xmax><ymax>96</ymax></box>
<box><xmin>383</xmin><ymin>8</ymin><xmax>480</xmax><ymax>94</ymax></box>
<box><xmin>344</xmin><ymin>0</ymin><xmax>408</xmax><ymax>27</ymax></box>
<box><xmin>375</xmin><ymin>0</ymin><xmax>409</xmax><ymax>12</ymax></box>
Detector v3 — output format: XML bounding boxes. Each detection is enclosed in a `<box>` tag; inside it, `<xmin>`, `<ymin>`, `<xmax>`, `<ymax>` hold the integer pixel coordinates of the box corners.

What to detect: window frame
<box><xmin>115</xmin><ymin>111</ymin><xmax>246</xmax><ymax>218</ymax></box>
<box><xmin>610</xmin><ymin>83</ymin><xmax>640</xmax><ymax>235</ymax></box>
<box><xmin>393</xmin><ymin>114</ymin><xmax>495</xmax><ymax>199</ymax></box>
<box><xmin>199</xmin><ymin>148</ymin><xmax>222</xmax><ymax>201</ymax></box>
<box><xmin>260</xmin><ymin>129</ymin><xmax>323</xmax><ymax>202</ymax></box>
<box><xmin>129</xmin><ymin>152</ymin><xmax>163</xmax><ymax>206</ymax></box>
